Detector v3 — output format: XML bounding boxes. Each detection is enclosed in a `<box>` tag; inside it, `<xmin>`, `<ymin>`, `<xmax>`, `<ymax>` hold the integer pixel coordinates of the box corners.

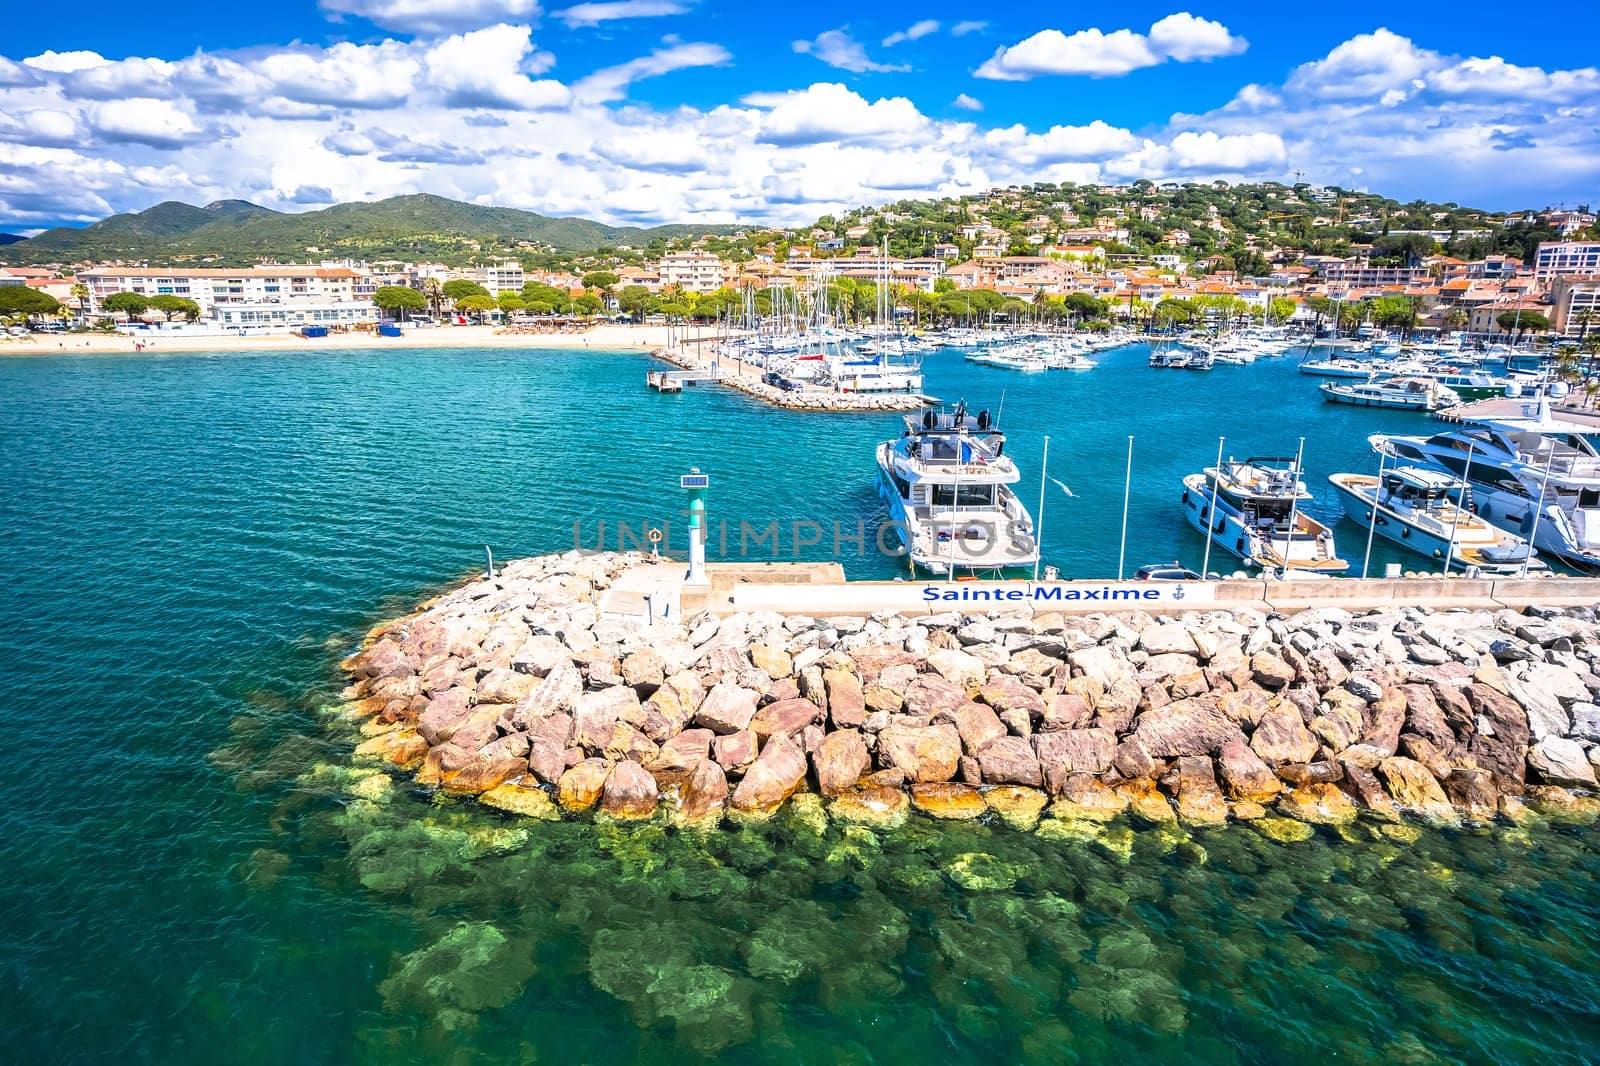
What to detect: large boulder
<box><xmin>748</xmin><ymin>641</ymin><xmax>793</xmax><ymax>679</ymax></box>
<box><xmin>1216</xmin><ymin>739</ymin><xmax>1282</xmax><ymax>801</ymax></box>
<box><xmin>730</xmin><ymin>735</ymin><xmax>808</xmax><ymax>815</ymax></box>
<box><xmin>440</xmin><ymin>753</ymin><xmax>524</xmax><ymax>795</ymax></box>
<box><xmin>939</xmin><ymin>701</ymin><xmax>1008</xmax><ymax>754</ymax></box>
<box><xmin>712</xmin><ymin>730</ymin><xmax>757</xmax><ymax>774</ymax></box>
<box><xmin>749</xmin><ymin>697</ymin><xmax>821</xmax><ymax>741</ymax></box>
<box><xmin>640</xmin><ymin>671</ymin><xmax>704</xmax><ymax>741</ymax></box>
<box><xmin>829</xmin><ymin>786</ymin><xmax>909</xmax><ymax>828</ymax></box>
<box><xmin>1360</xmin><ymin>688</ymin><xmax>1407</xmax><ymax>755</ymax></box>
<box><xmin>1376</xmin><ymin>757</ymin><xmax>1455</xmax><ymax>820</ymax></box>
<box><xmin>649</xmin><ymin>728</ymin><xmax>714</xmax><ymax>773</ymax></box>
<box><xmin>1250</xmin><ymin>703</ymin><xmax>1320</xmax><ymax>765</ymax></box>
<box><xmin>1527</xmin><ymin>737</ymin><xmax>1599</xmax><ymax>788</ymax></box>
<box><xmin>1049</xmin><ymin>774</ymin><xmax>1129</xmax><ymax>822</ymax></box>
<box><xmin>927</xmin><ymin>648</ymin><xmax>985</xmax><ymax>692</ymax></box>
<box><xmin>1131</xmin><ymin>697</ymin><xmax>1245</xmax><ymax>758</ymax></box>
<box><xmin>1175</xmin><ymin>756</ymin><xmax>1228</xmax><ymax>826</ymax></box>
<box><xmin>601</xmin><ymin>760</ymin><xmax>659</xmax><ymax>819</ymax></box>
<box><xmin>909</xmin><ymin>782</ymin><xmax>987</xmax><ymax>820</ymax></box>
<box><xmin>447</xmin><ymin>703</ymin><xmax>510</xmax><ymax>754</ymax></box>
<box><xmin>1140</xmin><ymin>622</ymin><xmax>1198</xmax><ymax>657</ymax></box>
<box><xmin>877</xmin><ymin>722</ymin><xmax>962</xmax><ymax>782</ymax></box>
<box><xmin>812</xmin><ymin>730</ymin><xmax>871</xmax><ymax>796</ymax></box>
<box><xmin>1032</xmin><ymin>728</ymin><xmax>1116</xmax><ymax>794</ymax></box>
<box><xmin>1504</xmin><ymin>662</ymin><xmax>1583</xmax><ymax>738</ymax></box>
<box><xmin>1399</xmin><ymin>684</ymin><xmax>1458</xmax><ymax>755</ymax></box>
<box><xmin>1277</xmin><ymin>783</ymin><xmax>1359</xmax><ymax>825</ymax></box>
<box><xmin>979</xmin><ymin>674</ymin><xmax>1047</xmax><ymax>718</ymax></box>
<box><xmin>417</xmin><ymin>687</ymin><xmax>474</xmax><ymax>746</ymax></box>
<box><xmin>824</xmin><ymin>667</ymin><xmax>866</xmax><ymax>728</ymax></box>
<box><xmin>1465</xmin><ymin>684</ymin><xmax>1530</xmax><ymax>791</ymax></box>
<box><xmin>557</xmin><ymin>758</ymin><xmax>611</xmax><ymax>811</ymax></box>
<box><xmin>573</xmin><ymin>687</ymin><xmax>641</xmax><ymax>751</ymax></box>
<box><xmin>476</xmin><ymin>667</ymin><xmax>540</xmax><ymax>705</ymax></box>
<box><xmin>985</xmin><ymin>785</ymin><xmax>1050</xmax><ymax>830</ymax></box>
<box><xmin>976</xmin><ymin>736</ymin><xmax>1043</xmax><ymax>787</ymax></box>
<box><xmin>1442</xmin><ymin>768</ymin><xmax>1499</xmax><ymax>821</ymax></box>
<box><xmin>903</xmin><ymin>674</ymin><xmax>967</xmax><ymax>718</ymax></box>
<box><xmin>1250</xmin><ymin>651</ymin><xmax>1296</xmax><ymax>690</ymax></box>
<box><xmin>693</xmin><ymin>682</ymin><xmax>760</xmax><ymax>734</ymax></box>
<box><xmin>678</xmin><ymin>759</ymin><xmax>728</xmax><ymax>824</ymax></box>
<box><xmin>1068</xmin><ymin>645</ymin><xmax>1135</xmax><ymax>689</ymax></box>
<box><xmin>354</xmin><ymin>639</ymin><xmax>412</xmax><ymax>681</ymax></box>
<box><xmin>505</xmin><ymin>659</ymin><xmax>582</xmax><ymax>730</ymax></box>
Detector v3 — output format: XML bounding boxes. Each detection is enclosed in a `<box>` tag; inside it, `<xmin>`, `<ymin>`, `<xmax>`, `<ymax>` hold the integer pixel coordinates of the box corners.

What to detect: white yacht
<box><xmin>1299</xmin><ymin>357</ymin><xmax>1374</xmax><ymax>378</ymax></box>
<box><xmin>1371</xmin><ymin>424</ymin><xmax>1600</xmax><ymax>571</ymax></box>
<box><xmin>877</xmin><ymin>404</ymin><xmax>1040</xmax><ymax>575</ymax></box>
<box><xmin>1329</xmin><ymin>466</ymin><xmax>1544</xmax><ymax>575</ymax></box>
<box><xmin>1181</xmin><ymin>456</ymin><xmax>1348</xmax><ymax>573</ymax></box>
<box><xmin>1320</xmin><ymin>377</ymin><xmax>1461</xmax><ymax>411</ymax></box>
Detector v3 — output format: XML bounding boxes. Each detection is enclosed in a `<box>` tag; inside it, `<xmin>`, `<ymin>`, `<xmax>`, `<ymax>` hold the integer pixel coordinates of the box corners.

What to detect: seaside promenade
<box><xmin>0</xmin><ymin>322</ymin><xmax>677</xmax><ymax>355</ymax></box>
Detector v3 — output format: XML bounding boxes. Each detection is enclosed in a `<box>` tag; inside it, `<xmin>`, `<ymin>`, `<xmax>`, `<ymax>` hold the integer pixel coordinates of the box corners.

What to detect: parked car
<box><xmin>1134</xmin><ymin>562</ymin><xmax>1202</xmax><ymax>581</ymax></box>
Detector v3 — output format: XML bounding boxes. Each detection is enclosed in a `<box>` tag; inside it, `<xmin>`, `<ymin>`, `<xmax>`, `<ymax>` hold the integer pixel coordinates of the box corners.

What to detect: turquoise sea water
<box><xmin>5</xmin><ymin>343</ymin><xmax>1599</xmax><ymax>1063</ymax></box>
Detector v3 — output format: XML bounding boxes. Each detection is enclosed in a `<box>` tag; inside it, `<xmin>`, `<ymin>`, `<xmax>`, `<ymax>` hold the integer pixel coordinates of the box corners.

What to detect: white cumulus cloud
<box><xmin>754</xmin><ymin>83</ymin><xmax>929</xmax><ymax>146</ymax></box>
<box><xmin>88</xmin><ymin>98</ymin><xmax>209</xmax><ymax>148</ymax></box>
<box><xmin>976</xmin><ymin>13</ymin><xmax>1246</xmax><ymax>80</ymax></box>
<box><xmin>422</xmin><ymin>24</ymin><xmax>566</xmax><ymax>109</ymax></box>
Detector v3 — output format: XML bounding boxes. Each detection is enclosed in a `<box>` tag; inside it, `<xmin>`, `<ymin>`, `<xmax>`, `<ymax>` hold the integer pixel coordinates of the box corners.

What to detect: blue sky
<box><xmin>1</xmin><ymin>1</ymin><xmax>1596</xmax><ymax>229</ymax></box>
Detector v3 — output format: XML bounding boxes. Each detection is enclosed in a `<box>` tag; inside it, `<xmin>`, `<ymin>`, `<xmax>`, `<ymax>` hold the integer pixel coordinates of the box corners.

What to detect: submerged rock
<box><xmin>829</xmin><ymin>786</ymin><xmax>909</xmax><ymax>828</ymax></box>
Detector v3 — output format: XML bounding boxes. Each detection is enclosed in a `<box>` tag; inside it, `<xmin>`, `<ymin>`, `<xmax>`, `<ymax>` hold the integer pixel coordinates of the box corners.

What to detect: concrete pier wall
<box><xmin>722</xmin><ymin>571</ymin><xmax>1600</xmax><ymax>617</ymax></box>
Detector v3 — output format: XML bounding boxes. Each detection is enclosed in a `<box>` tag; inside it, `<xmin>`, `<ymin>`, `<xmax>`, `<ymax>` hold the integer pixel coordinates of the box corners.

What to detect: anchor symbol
<box><xmin>1172</xmin><ymin>585</ymin><xmax>1187</xmax><ymax>601</ymax></box>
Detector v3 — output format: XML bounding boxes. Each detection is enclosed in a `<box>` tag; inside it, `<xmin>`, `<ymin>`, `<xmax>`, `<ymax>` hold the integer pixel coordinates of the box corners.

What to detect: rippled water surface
<box><xmin>4</xmin><ymin>344</ymin><xmax>1599</xmax><ymax>1063</ymax></box>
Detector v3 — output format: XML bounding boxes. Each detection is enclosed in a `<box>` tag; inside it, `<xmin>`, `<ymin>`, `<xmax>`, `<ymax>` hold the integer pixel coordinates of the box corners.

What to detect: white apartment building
<box><xmin>1534</xmin><ymin>242</ymin><xmax>1600</xmax><ymax>282</ymax></box>
<box><xmin>77</xmin><ymin>266</ymin><xmax>377</xmax><ymax>328</ymax></box>
<box><xmin>479</xmin><ymin>260</ymin><xmax>525</xmax><ymax>296</ymax></box>
<box><xmin>1550</xmin><ymin>277</ymin><xmax>1600</xmax><ymax>337</ymax></box>
<box><xmin>657</xmin><ymin>252</ymin><xmax>726</xmax><ymax>293</ymax></box>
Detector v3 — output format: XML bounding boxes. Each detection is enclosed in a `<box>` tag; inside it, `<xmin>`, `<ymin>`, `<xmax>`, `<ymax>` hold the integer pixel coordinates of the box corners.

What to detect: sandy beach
<box><xmin>0</xmin><ymin>323</ymin><xmax>682</xmax><ymax>356</ymax></box>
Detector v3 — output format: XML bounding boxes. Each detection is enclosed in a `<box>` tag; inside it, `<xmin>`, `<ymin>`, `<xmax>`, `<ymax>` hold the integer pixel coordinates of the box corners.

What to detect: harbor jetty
<box><xmin>342</xmin><ymin>551</ymin><xmax>1600</xmax><ymax>832</ymax></box>
<box><xmin>648</xmin><ymin>345</ymin><xmax>935</xmax><ymax>412</ymax></box>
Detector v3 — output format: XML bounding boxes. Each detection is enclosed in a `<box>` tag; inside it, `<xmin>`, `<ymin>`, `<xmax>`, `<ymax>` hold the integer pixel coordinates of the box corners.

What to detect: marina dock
<box><xmin>648</xmin><ymin>344</ymin><xmax>938</xmax><ymax>412</ymax></box>
<box><xmin>1436</xmin><ymin>396</ymin><xmax>1600</xmax><ymax>430</ymax></box>
<box><xmin>647</xmin><ymin>368</ymin><xmax>722</xmax><ymax>392</ymax></box>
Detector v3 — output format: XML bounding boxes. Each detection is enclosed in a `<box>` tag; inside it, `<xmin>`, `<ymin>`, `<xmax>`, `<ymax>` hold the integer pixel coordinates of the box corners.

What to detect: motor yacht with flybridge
<box><xmin>877</xmin><ymin>403</ymin><xmax>1040</xmax><ymax>575</ymax></box>
<box><xmin>1328</xmin><ymin>465</ymin><xmax>1544</xmax><ymax>575</ymax></box>
<box><xmin>1370</xmin><ymin>418</ymin><xmax>1600</xmax><ymax>572</ymax></box>
<box><xmin>1181</xmin><ymin>456</ymin><xmax>1348</xmax><ymax>573</ymax></box>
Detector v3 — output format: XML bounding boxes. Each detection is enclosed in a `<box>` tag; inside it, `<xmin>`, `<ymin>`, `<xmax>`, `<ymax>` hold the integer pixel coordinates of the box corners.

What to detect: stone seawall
<box><xmin>649</xmin><ymin>348</ymin><xmax>931</xmax><ymax>412</ymax></box>
<box><xmin>341</xmin><ymin>552</ymin><xmax>1600</xmax><ymax>833</ymax></box>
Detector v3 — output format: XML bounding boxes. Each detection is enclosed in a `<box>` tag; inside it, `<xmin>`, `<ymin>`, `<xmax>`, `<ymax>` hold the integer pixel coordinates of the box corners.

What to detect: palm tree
<box><xmin>421</xmin><ymin>278</ymin><xmax>443</xmax><ymax>317</ymax></box>
<box><xmin>69</xmin><ymin>282</ymin><xmax>89</xmax><ymax>319</ymax></box>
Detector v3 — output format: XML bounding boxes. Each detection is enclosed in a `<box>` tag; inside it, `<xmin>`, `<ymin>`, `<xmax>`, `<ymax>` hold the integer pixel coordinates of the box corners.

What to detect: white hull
<box><xmin>1181</xmin><ymin>474</ymin><xmax>1347</xmax><ymax>572</ymax></box>
<box><xmin>1328</xmin><ymin>476</ymin><xmax>1541</xmax><ymax>575</ymax></box>
<box><xmin>876</xmin><ymin>442</ymin><xmax>1039</xmax><ymax>573</ymax></box>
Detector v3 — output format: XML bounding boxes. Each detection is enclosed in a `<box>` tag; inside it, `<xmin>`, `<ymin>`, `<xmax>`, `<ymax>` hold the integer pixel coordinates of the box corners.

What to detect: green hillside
<box><xmin>2</xmin><ymin>193</ymin><xmax>731</xmax><ymax>265</ymax></box>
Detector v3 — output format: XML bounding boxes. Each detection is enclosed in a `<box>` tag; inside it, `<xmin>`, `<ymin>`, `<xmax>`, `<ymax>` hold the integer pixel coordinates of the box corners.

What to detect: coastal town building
<box><xmin>656</xmin><ymin>251</ymin><xmax>726</xmax><ymax>293</ymax></box>
<box><xmin>1533</xmin><ymin>241</ymin><xmax>1600</xmax><ymax>282</ymax></box>
<box><xmin>1549</xmin><ymin>277</ymin><xmax>1600</xmax><ymax>337</ymax></box>
<box><xmin>479</xmin><ymin>260</ymin><xmax>526</xmax><ymax>296</ymax></box>
<box><xmin>76</xmin><ymin>265</ymin><xmax>377</xmax><ymax>329</ymax></box>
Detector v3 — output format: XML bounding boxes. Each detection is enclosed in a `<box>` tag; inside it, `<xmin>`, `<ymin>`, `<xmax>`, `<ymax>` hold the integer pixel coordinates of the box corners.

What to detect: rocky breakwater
<box><xmin>651</xmin><ymin>348</ymin><xmax>930</xmax><ymax>412</ymax></box>
<box><xmin>341</xmin><ymin>552</ymin><xmax>1600</xmax><ymax>834</ymax></box>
